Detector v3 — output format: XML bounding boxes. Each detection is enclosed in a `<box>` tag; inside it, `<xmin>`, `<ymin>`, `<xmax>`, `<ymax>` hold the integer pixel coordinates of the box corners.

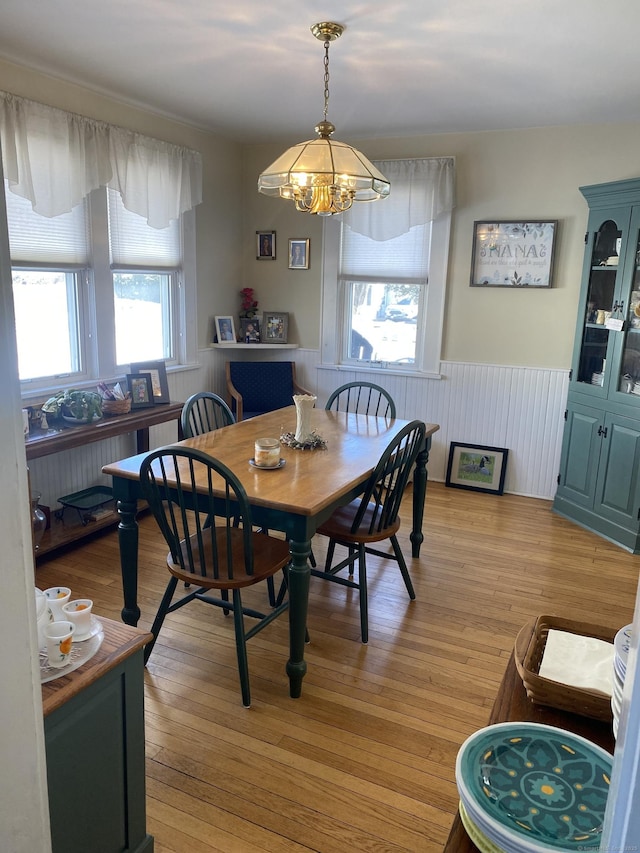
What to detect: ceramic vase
<box><xmin>293</xmin><ymin>395</ymin><xmax>317</xmax><ymax>444</ymax></box>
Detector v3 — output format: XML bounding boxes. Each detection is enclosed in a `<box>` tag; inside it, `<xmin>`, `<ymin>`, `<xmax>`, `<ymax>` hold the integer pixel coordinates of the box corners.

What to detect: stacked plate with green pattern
<box><xmin>455</xmin><ymin>722</ymin><xmax>613</xmax><ymax>852</ymax></box>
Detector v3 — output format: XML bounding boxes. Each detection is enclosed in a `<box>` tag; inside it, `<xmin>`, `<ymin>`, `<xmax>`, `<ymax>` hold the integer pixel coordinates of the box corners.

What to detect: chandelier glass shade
<box><xmin>257</xmin><ymin>22</ymin><xmax>390</xmax><ymax>216</ymax></box>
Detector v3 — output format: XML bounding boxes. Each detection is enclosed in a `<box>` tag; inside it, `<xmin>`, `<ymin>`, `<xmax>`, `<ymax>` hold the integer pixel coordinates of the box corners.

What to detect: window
<box><xmin>6</xmin><ymin>185</ymin><xmax>196</xmax><ymax>392</ymax></box>
<box><xmin>321</xmin><ymin>157</ymin><xmax>455</xmax><ymax>376</ymax></box>
<box><xmin>1</xmin><ymin>90</ymin><xmax>202</xmax><ymax>394</ymax></box>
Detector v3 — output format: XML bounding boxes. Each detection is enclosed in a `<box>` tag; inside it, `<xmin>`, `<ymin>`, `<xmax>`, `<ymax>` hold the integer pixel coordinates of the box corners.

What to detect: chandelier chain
<box><xmin>323</xmin><ymin>40</ymin><xmax>330</xmax><ymax>120</ymax></box>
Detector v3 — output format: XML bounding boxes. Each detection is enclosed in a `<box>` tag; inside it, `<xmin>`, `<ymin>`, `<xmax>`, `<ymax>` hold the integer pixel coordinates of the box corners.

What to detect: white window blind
<box><xmin>5</xmin><ymin>186</ymin><xmax>88</xmax><ymax>265</ymax></box>
<box><xmin>108</xmin><ymin>188</ymin><xmax>180</xmax><ymax>268</ymax></box>
<box><xmin>339</xmin><ymin>221</ymin><xmax>430</xmax><ymax>284</ymax></box>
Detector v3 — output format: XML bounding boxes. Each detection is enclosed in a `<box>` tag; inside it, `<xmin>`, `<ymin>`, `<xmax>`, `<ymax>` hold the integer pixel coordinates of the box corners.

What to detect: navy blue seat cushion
<box><xmin>229</xmin><ymin>362</ymin><xmax>297</xmax><ymax>417</ymax></box>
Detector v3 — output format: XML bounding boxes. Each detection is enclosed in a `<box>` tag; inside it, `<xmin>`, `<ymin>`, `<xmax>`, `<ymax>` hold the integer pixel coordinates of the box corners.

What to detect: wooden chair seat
<box><xmin>169</xmin><ymin>527</ymin><xmax>291</xmax><ymax>588</ymax></box>
<box><xmin>316</xmin><ymin>501</ymin><xmax>401</xmax><ymax>545</ymax></box>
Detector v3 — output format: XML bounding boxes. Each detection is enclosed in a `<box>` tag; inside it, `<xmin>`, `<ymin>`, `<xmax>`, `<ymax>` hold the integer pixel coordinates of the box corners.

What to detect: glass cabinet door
<box><xmin>614</xmin><ymin>207</ymin><xmax>640</xmax><ymax>397</ymax></box>
<box><xmin>575</xmin><ymin>215</ymin><xmax>624</xmax><ymax>390</ymax></box>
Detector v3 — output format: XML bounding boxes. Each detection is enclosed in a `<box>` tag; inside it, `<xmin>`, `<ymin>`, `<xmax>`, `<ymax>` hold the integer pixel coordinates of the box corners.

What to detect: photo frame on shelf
<box><xmin>129</xmin><ymin>360</ymin><xmax>170</xmax><ymax>404</ymax></box>
<box><xmin>239</xmin><ymin>317</ymin><xmax>261</xmax><ymax>342</ymax></box>
<box><xmin>289</xmin><ymin>238</ymin><xmax>310</xmax><ymax>269</ymax></box>
<box><xmin>256</xmin><ymin>230</ymin><xmax>276</xmax><ymax>260</ymax></box>
<box><xmin>445</xmin><ymin>442</ymin><xmax>509</xmax><ymax>495</ymax></box>
<box><xmin>470</xmin><ymin>221</ymin><xmax>557</xmax><ymax>288</ymax></box>
<box><xmin>262</xmin><ymin>311</ymin><xmax>289</xmax><ymax>344</ymax></box>
<box><xmin>127</xmin><ymin>373</ymin><xmax>155</xmax><ymax>410</ymax></box>
<box><xmin>214</xmin><ymin>316</ymin><xmax>237</xmax><ymax>344</ymax></box>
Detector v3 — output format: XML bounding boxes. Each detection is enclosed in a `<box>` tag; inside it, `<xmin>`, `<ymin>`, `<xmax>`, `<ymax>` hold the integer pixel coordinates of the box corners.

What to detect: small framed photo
<box><xmin>445</xmin><ymin>442</ymin><xmax>509</xmax><ymax>495</ymax></box>
<box><xmin>214</xmin><ymin>316</ymin><xmax>237</xmax><ymax>344</ymax></box>
<box><xmin>470</xmin><ymin>221</ymin><xmax>557</xmax><ymax>287</ymax></box>
<box><xmin>262</xmin><ymin>311</ymin><xmax>289</xmax><ymax>344</ymax></box>
<box><xmin>239</xmin><ymin>317</ymin><xmax>261</xmax><ymax>342</ymax></box>
<box><xmin>256</xmin><ymin>230</ymin><xmax>276</xmax><ymax>260</ymax></box>
<box><xmin>130</xmin><ymin>360</ymin><xmax>170</xmax><ymax>404</ymax></box>
<box><xmin>127</xmin><ymin>373</ymin><xmax>155</xmax><ymax>409</ymax></box>
<box><xmin>289</xmin><ymin>238</ymin><xmax>310</xmax><ymax>270</ymax></box>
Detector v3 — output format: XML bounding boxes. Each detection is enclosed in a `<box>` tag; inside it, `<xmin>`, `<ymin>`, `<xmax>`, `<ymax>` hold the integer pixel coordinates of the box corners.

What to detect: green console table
<box><xmin>42</xmin><ymin>618</ymin><xmax>154</xmax><ymax>853</ymax></box>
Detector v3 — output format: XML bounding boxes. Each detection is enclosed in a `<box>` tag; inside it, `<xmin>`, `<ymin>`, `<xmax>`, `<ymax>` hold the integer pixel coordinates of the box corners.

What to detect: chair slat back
<box><xmin>140</xmin><ymin>447</ymin><xmax>254</xmax><ymax>580</ymax></box>
<box><xmin>351</xmin><ymin>420</ymin><xmax>426</xmax><ymax>535</ymax></box>
<box><xmin>181</xmin><ymin>392</ymin><xmax>235</xmax><ymax>438</ymax></box>
<box><xmin>325</xmin><ymin>381</ymin><xmax>396</xmax><ymax>419</ymax></box>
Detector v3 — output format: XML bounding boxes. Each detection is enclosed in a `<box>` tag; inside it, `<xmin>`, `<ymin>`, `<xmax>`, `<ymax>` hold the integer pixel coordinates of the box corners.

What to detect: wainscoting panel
<box><xmin>28</xmin><ymin>349</ymin><xmax>569</xmax><ymax>511</ymax></box>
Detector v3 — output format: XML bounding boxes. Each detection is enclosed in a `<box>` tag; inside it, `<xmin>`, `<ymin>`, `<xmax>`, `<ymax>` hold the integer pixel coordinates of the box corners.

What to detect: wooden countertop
<box><xmin>42</xmin><ymin>616</ymin><xmax>153</xmax><ymax>717</ymax></box>
<box><xmin>442</xmin><ymin>646</ymin><xmax>616</xmax><ymax>852</ymax></box>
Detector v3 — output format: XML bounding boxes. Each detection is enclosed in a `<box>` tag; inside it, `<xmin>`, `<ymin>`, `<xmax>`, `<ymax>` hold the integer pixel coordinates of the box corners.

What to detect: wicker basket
<box><xmin>514</xmin><ymin>614</ymin><xmax>616</xmax><ymax>721</ymax></box>
<box><xmin>101</xmin><ymin>396</ymin><xmax>132</xmax><ymax>416</ymax></box>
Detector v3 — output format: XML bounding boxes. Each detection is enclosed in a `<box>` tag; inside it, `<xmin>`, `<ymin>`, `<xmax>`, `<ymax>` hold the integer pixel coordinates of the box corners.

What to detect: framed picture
<box><xmin>214</xmin><ymin>316</ymin><xmax>237</xmax><ymax>344</ymax></box>
<box><xmin>126</xmin><ymin>373</ymin><xmax>155</xmax><ymax>409</ymax></box>
<box><xmin>289</xmin><ymin>238</ymin><xmax>310</xmax><ymax>270</ymax></box>
<box><xmin>470</xmin><ymin>221</ymin><xmax>558</xmax><ymax>287</ymax></box>
<box><xmin>130</xmin><ymin>360</ymin><xmax>170</xmax><ymax>404</ymax></box>
<box><xmin>256</xmin><ymin>230</ymin><xmax>276</xmax><ymax>260</ymax></box>
<box><xmin>445</xmin><ymin>442</ymin><xmax>509</xmax><ymax>495</ymax></box>
<box><xmin>262</xmin><ymin>311</ymin><xmax>289</xmax><ymax>344</ymax></box>
<box><xmin>239</xmin><ymin>317</ymin><xmax>261</xmax><ymax>343</ymax></box>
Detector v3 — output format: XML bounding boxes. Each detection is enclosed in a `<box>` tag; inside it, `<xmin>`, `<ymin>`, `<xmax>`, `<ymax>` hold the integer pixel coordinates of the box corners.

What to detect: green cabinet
<box><xmin>44</xmin><ymin>631</ymin><xmax>153</xmax><ymax>853</ymax></box>
<box><xmin>554</xmin><ymin>177</ymin><xmax>640</xmax><ymax>552</ymax></box>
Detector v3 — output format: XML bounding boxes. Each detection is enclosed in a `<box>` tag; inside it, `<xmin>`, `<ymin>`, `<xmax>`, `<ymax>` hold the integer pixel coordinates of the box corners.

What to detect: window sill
<box><xmin>318</xmin><ymin>363</ymin><xmax>443</xmax><ymax>380</ymax></box>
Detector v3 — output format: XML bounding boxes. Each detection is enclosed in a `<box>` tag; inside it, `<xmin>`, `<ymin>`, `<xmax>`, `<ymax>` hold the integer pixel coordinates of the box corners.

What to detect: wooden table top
<box><xmin>41</xmin><ymin>617</ymin><xmax>152</xmax><ymax>717</ymax></box>
<box><xmin>103</xmin><ymin>407</ymin><xmax>440</xmax><ymax>518</ymax></box>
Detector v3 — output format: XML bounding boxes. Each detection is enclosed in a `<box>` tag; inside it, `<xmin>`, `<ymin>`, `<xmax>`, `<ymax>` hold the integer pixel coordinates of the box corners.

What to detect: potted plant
<box><xmin>42</xmin><ymin>389</ymin><xmax>103</xmax><ymax>424</ymax></box>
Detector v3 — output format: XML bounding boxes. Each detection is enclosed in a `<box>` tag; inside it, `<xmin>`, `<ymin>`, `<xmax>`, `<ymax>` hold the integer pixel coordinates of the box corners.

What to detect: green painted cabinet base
<box><xmin>44</xmin><ymin>646</ymin><xmax>153</xmax><ymax>853</ymax></box>
<box><xmin>554</xmin><ymin>177</ymin><xmax>640</xmax><ymax>554</ymax></box>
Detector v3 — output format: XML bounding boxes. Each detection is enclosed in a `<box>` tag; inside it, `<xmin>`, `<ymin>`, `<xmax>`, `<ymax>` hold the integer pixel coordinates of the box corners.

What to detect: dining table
<box><xmin>102</xmin><ymin>406</ymin><xmax>439</xmax><ymax>698</ymax></box>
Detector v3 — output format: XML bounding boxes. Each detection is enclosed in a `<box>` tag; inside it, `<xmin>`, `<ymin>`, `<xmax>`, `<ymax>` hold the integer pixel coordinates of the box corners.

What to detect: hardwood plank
<box><xmin>35</xmin><ymin>481</ymin><xmax>635</xmax><ymax>851</ymax></box>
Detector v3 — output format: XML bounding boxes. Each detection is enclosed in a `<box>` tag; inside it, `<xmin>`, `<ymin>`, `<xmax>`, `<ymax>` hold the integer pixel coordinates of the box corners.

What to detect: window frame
<box><xmin>9</xmin><ymin>186</ymin><xmax>197</xmax><ymax>398</ymax></box>
<box><xmin>321</xmin><ymin>210</ymin><xmax>451</xmax><ymax>377</ymax></box>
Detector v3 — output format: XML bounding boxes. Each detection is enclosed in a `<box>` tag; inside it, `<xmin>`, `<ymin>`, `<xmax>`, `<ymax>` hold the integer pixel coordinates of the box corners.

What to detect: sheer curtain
<box><xmin>343</xmin><ymin>157</ymin><xmax>455</xmax><ymax>241</ymax></box>
<box><xmin>0</xmin><ymin>90</ymin><xmax>202</xmax><ymax>228</ymax></box>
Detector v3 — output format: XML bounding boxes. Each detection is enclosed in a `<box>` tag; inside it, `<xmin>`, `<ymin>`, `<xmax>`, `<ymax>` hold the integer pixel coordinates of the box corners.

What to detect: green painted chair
<box><xmin>325</xmin><ymin>381</ymin><xmax>396</xmax><ymax>418</ymax></box>
<box><xmin>311</xmin><ymin>420</ymin><xmax>426</xmax><ymax>643</ymax></box>
<box><xmin>139</xmin><ymin>446</ymin><xmax>290</xmax><ymax>707</ymax></box>
<box><xmin>181</xmin><ymin>391</ymin><xmax>235</xmax><ymax>438</ymax></box>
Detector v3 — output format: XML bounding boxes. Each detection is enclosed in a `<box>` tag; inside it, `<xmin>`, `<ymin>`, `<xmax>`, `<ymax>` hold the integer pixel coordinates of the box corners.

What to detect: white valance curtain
<box><xmin>0</xmin><ymin>91</ymin><xmax>202</xmax><ymax>229</ymax></box>
<box><xmin>343</xmin><ymin>157</ymin><xmax>455</xmax><ymax>241</ymax></box>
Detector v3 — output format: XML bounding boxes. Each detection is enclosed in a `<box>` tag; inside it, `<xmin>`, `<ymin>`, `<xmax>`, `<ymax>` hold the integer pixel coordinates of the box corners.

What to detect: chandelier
<box><xmin>257</xmin><ymin>22</ymin><xmax>390</xmax><ymax>216</ymax></box>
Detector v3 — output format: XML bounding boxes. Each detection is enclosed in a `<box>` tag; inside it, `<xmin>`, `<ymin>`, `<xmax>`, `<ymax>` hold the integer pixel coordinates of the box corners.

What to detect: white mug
<box><xmin>44</xmin><ymin>620</ymin><xmax>75</xmax><ymax>668</ymax></box>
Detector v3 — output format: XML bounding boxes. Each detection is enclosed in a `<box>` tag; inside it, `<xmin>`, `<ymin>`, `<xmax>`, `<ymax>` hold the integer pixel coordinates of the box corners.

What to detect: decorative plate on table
<box><xmin>455</xmin><ymin>722</ymin><xmax>612</xmax><ymax>852</ymax></box>
<box><xmin>39</xmin><ymin>623</ymin><xmax>104</xmax><ymax>683</ymax></box>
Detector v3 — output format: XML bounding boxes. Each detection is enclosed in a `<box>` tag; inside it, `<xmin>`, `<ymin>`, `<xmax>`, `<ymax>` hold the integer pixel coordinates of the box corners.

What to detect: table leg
<box><xmin>286</xmin><ymin>538</ymin><xmax>311</xmax><ymax>698</ymax></box>
<box><xmin>116</xmin><ymin>497</ymin><xmax>140</xmax><ymax>626</ymax></box>
<box><xmin>411</xmin><ymin>436</ymin><xmax>431</xmax><ymax>558</ymax></box>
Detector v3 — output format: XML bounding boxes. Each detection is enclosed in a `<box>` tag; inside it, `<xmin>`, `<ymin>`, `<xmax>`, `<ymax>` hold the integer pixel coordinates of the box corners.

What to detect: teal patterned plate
<box><xmin>455</xmin><ymin>722</ymin><xmax>612</xmax><ymax>852</ymax></box>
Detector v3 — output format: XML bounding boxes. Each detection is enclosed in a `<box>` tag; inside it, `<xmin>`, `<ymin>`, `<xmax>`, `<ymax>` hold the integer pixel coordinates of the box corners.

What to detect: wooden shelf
<box><xmin>36</xmin><ymin>509</ymin><xmax>120</xmax><ymax>557</ymax></box>
<box><xmin>209</xmin><ymin>343</ymin><xmax>298</xmax><ymax>349</ymax></box>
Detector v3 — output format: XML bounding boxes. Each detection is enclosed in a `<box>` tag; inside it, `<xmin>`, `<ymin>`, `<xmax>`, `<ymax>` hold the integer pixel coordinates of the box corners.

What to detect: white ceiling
<box><xmin>1</xmin><ymin>0</ymin><xmax>640</xmax><ymax>145</ymax></box>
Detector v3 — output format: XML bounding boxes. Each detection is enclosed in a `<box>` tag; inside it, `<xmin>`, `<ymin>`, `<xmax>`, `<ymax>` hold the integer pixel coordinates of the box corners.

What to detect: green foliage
<box><xmin>42</xmin><ymin>389</ymin><xmax>103</xmax><ymax>422</ymax></box>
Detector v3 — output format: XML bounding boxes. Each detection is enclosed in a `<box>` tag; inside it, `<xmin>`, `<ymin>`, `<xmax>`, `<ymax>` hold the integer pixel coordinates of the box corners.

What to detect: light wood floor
<box><xmin>35</xmin><ymin>482</ymin><xmax>638</xmax><ymax>852</ymax></box>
